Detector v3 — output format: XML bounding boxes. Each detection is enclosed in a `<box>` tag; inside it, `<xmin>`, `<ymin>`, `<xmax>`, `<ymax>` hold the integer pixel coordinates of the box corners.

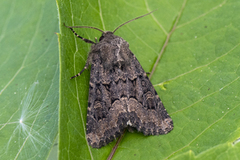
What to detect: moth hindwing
<box><xmin>65</xmin><ymin>11</ymin><xmax>173</xmax><ymax>148</ymax></box>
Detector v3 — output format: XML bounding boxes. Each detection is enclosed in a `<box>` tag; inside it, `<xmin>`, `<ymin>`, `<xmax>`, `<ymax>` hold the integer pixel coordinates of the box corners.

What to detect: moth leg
<box><xmin>64</xmin><ymin>23</ymin><xmax>96</xmax><ymax>44</ymax></box>
<box><xmin>70</xmin><ymin>63</ymin><xmax>89</xmax><ymax>79</ymax></box>
<box><xmin>146</xmin><ymin>72</ymin><xmax>150</xmax><ymax>75</ymax></box>
<box><xmin>94</xmin><ymin>37</ymin><xmax>98</xmax><ymax>43</ymax></box>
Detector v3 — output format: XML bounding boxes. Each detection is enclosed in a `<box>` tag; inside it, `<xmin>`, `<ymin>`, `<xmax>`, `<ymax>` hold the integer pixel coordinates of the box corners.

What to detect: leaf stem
<box><xmin>149</xmin><ymin>0</ymin><xmax>187</xmax><ymax>80</ymax></box>
<box><xmin>107</xmin><ymin>129</ymin><xmax>126</xmax><ymax>160</ymax></box>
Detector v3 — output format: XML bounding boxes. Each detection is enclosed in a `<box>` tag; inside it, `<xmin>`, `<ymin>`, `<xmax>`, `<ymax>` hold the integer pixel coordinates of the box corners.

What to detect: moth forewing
<box><xmin>65</xmin><ymin>10</ymin><xmax>173</xmax><ymax>148</ymax></box>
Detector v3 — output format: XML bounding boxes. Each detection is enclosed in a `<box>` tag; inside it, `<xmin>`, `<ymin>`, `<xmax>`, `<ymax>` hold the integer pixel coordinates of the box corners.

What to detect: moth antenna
<box><xmin>64</xmin><ymin>23</ymin><xmax>105</xmax><ymax>33</ymax></box>
<box><xmin>112</xmin><ymin>9</ymin><xmax>158</xmax><ymax>33</ymax></box>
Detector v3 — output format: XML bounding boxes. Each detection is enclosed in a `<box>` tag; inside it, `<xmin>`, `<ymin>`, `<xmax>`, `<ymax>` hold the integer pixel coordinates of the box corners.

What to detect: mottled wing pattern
<box><xmin>126</xmin><ymin>53</ymin><xmax>173</xmax><ymax>135</ymax></box>
<box><xmin>86</xmin><ymin>51</ymin><xmax>129</xmax><ymax>148</ymax></box>
<box><xmin>86</xmin><ymin>48</ymin><xmax>173</xmax><ymax>148</ymax></box>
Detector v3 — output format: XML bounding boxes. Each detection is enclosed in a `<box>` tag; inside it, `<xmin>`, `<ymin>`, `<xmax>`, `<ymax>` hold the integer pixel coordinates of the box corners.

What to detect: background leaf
<box><xmin>58</xmin><ymin>0</ymin><xmax>240</xmax><ymax>159</ymax></box>
<box><xmin>0</xmin><ymin>0</ymin><xmax>59</xmax><ymax>159</ymax></box>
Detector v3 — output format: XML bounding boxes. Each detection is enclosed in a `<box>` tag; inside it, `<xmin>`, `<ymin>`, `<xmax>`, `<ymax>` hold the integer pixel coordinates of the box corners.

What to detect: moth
<box><xmin>65</xmin><ymin>11</ymin><xmax>173</xmax><ymax>148</ymax></box>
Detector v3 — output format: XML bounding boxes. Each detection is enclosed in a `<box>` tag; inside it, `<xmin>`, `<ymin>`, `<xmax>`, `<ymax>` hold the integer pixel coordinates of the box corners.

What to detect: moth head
<box><xmin>99</xmin><ymin>31</ymin><xmax>114</xmax><ymax>41</ymax></box>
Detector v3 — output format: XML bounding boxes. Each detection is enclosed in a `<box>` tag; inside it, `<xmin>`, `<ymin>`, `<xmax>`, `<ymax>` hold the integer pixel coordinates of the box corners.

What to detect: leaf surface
<box><xmin>0</xmin><ymin>0</ymin><xmax>59</xmax><ymax>159</ymax></box>
<box><xmin>58</xmin><ymin>0</ymin><xmax>240</xmax><ymax>159</ymax></box>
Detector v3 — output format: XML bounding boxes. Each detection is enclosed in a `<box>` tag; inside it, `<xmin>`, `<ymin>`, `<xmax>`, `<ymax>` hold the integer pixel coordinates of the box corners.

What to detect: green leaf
<box><xmin>58</xmin><ymin>0</ymin><xmax>240</xmax><ymax>159</ymax></box>
<box><xmin>0</xmin><ymin>0</ymin><xmax>59</xmax><ymax>159</ymax></box>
